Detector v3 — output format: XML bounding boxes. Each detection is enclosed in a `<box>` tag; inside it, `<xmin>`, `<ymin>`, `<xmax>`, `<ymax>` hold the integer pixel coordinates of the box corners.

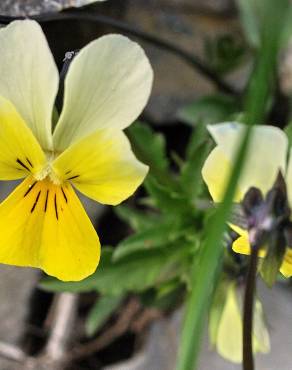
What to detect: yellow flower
<box><xmin>0</xmin><ymin>20</ymin><xmax>153</xmax><ymax>281</ymax></box>
<box><xmin>202</xmin><ymin>122</ymin><xmax>292</xmax><ymax>277</ymax></box>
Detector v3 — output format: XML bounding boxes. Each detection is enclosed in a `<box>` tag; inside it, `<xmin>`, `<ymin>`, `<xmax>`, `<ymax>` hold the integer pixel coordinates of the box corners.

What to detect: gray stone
<box><xmin>0</xmin><ymin>0</ymin><xmax>106</xmax><ymax>16</ymax></box>
<box><xmin>0</xmin><ymin>266</ymin><xmax>39</xmax><ymax>369</ymax></box>
<box><xmin>0</xmin><ymin>266</ymin><xmax>38</xmax><ymax>345</ymax></box>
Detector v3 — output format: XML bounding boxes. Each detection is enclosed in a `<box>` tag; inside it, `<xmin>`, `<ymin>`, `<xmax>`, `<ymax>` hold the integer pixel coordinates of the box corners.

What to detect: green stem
<box><xmin>243</xmin><ymin>244</ymin><xmax>259</xmax><ymax>370</ymax></box>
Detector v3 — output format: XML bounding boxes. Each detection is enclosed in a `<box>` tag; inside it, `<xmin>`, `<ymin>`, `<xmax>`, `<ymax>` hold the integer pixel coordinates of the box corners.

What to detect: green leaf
<box><xmin>114</xmin><ymin>205</ymin><xmax>159</xmax><ymax>232</ymax></box>
<box><xmin>128</xmin><ymin>121</ymin><xmax>169</xmax><ymax>171</ymax></box>
<box><xmin>85</xmin><ymin>295</ymin><xmax>123</xmax><ymax>337</ymax></box>
<box><xmin>126</xmin><ymin>121</ymin><xmax>174</xmax><ymax>187</ymax></box>
<box><xmin>113</xmin><ymin>219</ymin><xmax>183</xmax><ymax>261</ymax></box>
<box><xmin>41</xmin><ymin>244</ymin><xmax>190</xmax><ymax>296</ymax></box>
<box><xmin>181</xmin><ymin>125</ymin><xmax>212</xmax><ymax>200</ymax></box>
<box><xmin>178</xmin><ymin>94</ymin><xmax>238</xmax><ymax>127</ymax></box>
<box><xmin>185</xmin><ymin>123</ymin><xmax>208</xmax><ymax>160</ymax></box>
<box><xmin>145</xmin><ymin>176</ymin><xmax>190</xmax><ymax>215</ymax></box>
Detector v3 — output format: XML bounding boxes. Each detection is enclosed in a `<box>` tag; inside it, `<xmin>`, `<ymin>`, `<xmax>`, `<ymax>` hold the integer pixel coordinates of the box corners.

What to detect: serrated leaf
<box><xmin>113</xmin><ymin>220</ymin><xmax>182</xmax><ymax>261</ymax></box>
<box><xmin>145</xmin><ymin>176</ymin><xmax>190</xmax><ymax>215</ymax></box>
<box><xmin>85</xmin><ymin>295</ymin><xmax>123</xmax><ymax>337</ymax></box>
<box><xmin>126</xmin><ymin>121</ymin><xmax>174</xmax><ymax>187</ymax></box>
<box><xmin>128</xmin><ymin>121</ymin><xmax>169</xmax><ymax>170</ymax></box>
<box><xmin>114</xmin><ymin>205</ymin><xmax>159</xmax><ymax>232</ymax></box>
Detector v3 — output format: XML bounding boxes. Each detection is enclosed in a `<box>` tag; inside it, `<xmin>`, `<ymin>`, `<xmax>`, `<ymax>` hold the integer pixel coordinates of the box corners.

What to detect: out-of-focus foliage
<box><xmin>204</xmin><ymin>34</ymin><xmax>247</xmax><ymax>75</ymax></box>
<box><xmin>177</xmin><ymin>94</ymin><xmax>238</xmax><ymax>127</ymax></box>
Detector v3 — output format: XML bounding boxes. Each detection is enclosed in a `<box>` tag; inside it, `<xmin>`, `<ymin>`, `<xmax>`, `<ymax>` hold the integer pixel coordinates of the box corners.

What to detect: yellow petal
<box><xmin>0</xmin><ymin>176</ymin><xmax>100</xmax><ymax>281</ymax></box>
<box><xmin>232</xmin><ymin>235</ymin><xmax>266</xmax><ymax>258</ymax></box>
<box><xmin>202</xmin><ymin>146</ymin><xmax>242</xmax><ymax>202</ymax></box>
<box><xmin>280</xmin><ymin>248</ymin><xmax>292</xmax><ymax>277</ymax></box>
<box><xmin>52</xmin><ymin>129</ymin><xmax>148</xmax><ymax>205</ymax></box>
<box><xmin>207</xmin><ymin>123</ymin><xmax>288</xmax><ymax>196</ymax></box>
<box><xmin>216</xmin><ymin>283</ymin><xmax>243</xmax><ymax>363</ymax></box>
<box><xmin>0</xmin><ymin>20</ymin><xmax>58</xmax><ymax>150</ymax></box>
<box><xmin>53</xmin><ymin>34</ymin><xmax>153</xmax><ymax>151</ymax></box>
<box><xmin>229</xmin><ymin>223</ymin><xmax>248</xmax><ymax>237</ymax></box>
<box><xmin>253</xmin><ymin>299</ymin><xmax>270</xmax><ymax>354</ymax></box>
<box><xmin>0</xmin><ymin>96</ymin><xmax>46</xmax><ymax>180</ymax></box>
<box><xmin>216</xmin><ymin>283</ymin><xmax>269</xmax><ymax>363</ymax></box>
<box><xmin>232</xmin><ymin>235</ymin><xmax>251</xmax><ymax>255</ymax></box>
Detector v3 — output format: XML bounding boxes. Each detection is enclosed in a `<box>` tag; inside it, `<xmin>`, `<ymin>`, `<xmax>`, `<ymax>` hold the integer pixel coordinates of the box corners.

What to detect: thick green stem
<box><xmin>243</xmin><ymin>244</ymin><xmax>259</xmax><ymax>370</ymax></box>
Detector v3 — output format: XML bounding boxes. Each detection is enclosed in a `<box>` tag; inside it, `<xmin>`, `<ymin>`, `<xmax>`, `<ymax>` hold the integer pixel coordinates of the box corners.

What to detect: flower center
<box><xmin>34</xmin><ymin>152</ymin><xmax>62</xmax><ymax>185</ymax></box>
<box><xmin>34</xmin><ymin>163</ymin><xmax>61</xmax><ymax>185</ymax></box>
<box><xmin>242</xmin><ymin>172</ymin><xmax>290</xmax><ymax>242</ymax></box>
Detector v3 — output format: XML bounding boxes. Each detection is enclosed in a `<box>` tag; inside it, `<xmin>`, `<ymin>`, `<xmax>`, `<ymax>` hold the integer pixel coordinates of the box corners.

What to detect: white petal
<box><xmin>0</xmin><ymin>20</ymin><xmax>59</xmax><ymax>150</ymax></box>
<box><xmin>201</xmin><ymin>146</ymin><xmax>242</xmax><ymax>202</ymax></box>
<box><xmin>53</xmin><ymin>34</ymin><xmax>153</xmax><ymax>151</ymax></box>
<box><xmin>207</xmin><ymin>122</ymin><xmax>288</xmax><ymax>196</ymax></box>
